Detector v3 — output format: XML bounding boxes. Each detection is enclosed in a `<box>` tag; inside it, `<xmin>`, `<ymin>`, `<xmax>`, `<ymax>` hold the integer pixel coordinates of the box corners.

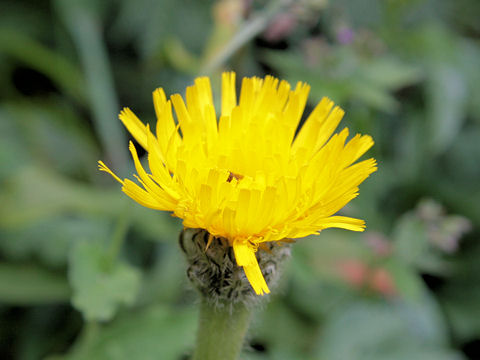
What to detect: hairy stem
<box><xmin>193</xmin><ymin>300</ymin><xmax>252</xmax><ymax>360</ymax></box>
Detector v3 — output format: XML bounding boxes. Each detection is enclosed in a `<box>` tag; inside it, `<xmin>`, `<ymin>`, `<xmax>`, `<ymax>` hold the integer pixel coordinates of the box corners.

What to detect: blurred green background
<box><xmin>1</xmin><ymin>0</ymin><xmax>479</xmax><ymax>359</ymax></box>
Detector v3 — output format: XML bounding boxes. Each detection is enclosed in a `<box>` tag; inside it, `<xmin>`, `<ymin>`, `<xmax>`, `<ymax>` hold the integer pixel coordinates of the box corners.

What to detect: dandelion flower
<box><xmin>99</xmin><ymin>72</ymin><xmax>377</xmax><ymax>295</ymax></box>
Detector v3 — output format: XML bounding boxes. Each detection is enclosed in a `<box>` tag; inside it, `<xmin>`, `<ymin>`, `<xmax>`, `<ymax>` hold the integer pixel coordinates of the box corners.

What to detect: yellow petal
<box><xmin>317</xmin><ymin>216</ymin><xmax>366</xmax><ymax>232</ymax></box>
<box><xmin>128</xmin><ymin>141</ymin><xmax>176</xmax><ymax>209</ymax></box>
<box><xmin>222</xmin><ymin>72</ymin><xmax>236</xmax><ymax>117</ymax></box>
<box><xmin>233</xmin><ymin>240</ymin><xmax>270</xmax><ymax>295</ymax></box>
<box><xmin>98</xmin><ymin>161</ymin><xmax>123</xmax><ymax>184</ymax></box>
<box><xmin>153</xmin><ymin>88</ymin><xmax>182</xmax><ymax>168</ymax></box>
<box><xmin>122</xmin><ymin>179</ymin><xmax>169</xmax><ymax>211</ymax></box>
<box><xmin>119</xmin><ymin>108</ymin><xmax>149</xmax><ymax>150</ymax></box>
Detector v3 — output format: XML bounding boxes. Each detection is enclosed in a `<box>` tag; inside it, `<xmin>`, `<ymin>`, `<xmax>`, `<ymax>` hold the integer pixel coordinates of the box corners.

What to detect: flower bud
<box><xmin>179</xmin><ymin>228</ymin><xmax>290</xmax><ymax>309</ymax></box>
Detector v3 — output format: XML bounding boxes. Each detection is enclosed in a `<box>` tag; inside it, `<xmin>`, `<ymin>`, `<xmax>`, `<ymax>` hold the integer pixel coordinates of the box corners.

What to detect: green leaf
<box><xmin>69</xmin><ymin>241</ymin><xmax>141</xmax><ymax>322</ymax></box>
<box><xmin>0</xmin><ymin>28</ymin><xmax>86</xmax><ymax>103</ymax></box>
<box><xmin>350</xmin><ymin>81</ymin><xmax>398</xmax><ymax>112</ymax></box>
<box><xmin>59</xmin><ymin>305</ymin><xmax>197</xmax><ymax>360</ymax></box>
<box><xmin>54</xmin><ymin>0</ymin><xmax>128</xmax><ymax>172</ymax></box>
<box><xmin>251</xmin><ymin>298</ymin><xmax>318</xmax><ymax>358</ymax></box>
<box><xmin>439</xmin><ymin>242</ymin><xmax>480</xmax><ymax>341</ymax></box>
<box><xmin>111</xmin><ymin>0</ymin><xmax>212</xmax><ymax>60</ymax></box>
<box><xmin>426</xmin><ymin>64</ymin><xmax>467</xmax><ymax>155</ymax></box>
<box><xmin>0</xmin><ymin>164</ymin><xmax>181</xmax><ymax>249</ymax></box>
<box><xmin>391</xmin><ymin>200</ymin><xmax>468</xmax><ymax>275</ymax></box>
<box><xmin>0</xmin><ymin>101</ymin><xmax>100</xmax><ymax>178</ymax></box>
<box><xmin>382</xmin><ymin>257</ymin><xmax>424</xmax><ymax>301</ymax></box>
<box><xmin>0</xmin><ymin>107</ymin><xmax>32</xmax><ymax>179</ymax></box>
<box><xmin>0</xmin><ymin>262</ymin><xmax>70</xmax><ymax>304</ymax></box>
<box><xmin>442</xmin><ymin>287</ymin><xmax>480</xmax><ymax>342</ymax></box>
<box><xmin>392</xmin><ymin>214</ymin><xmax>429</xmax><ymax>266</ymax></box>
<box><xmin>264</xmin><ymin>47</ymin><xmax>420</xmax><ymax>113</ymax></box>
<box><xmin>409</xmin><ymin>24</ymin><xmax>469</xmax><ymax>155</ymax></box>
<box><xmin>0</xmin><ymin>165</ymin><xmax>122</xmax><ymax>228</ymax></box>
<box><xmin>0</xmin><ymin>215</ymin><xmax>110</xmax><ymax>267</ymax></box>
<box><xmin>314</xmin><ymin>298</ymin><xmax>460</xmax><ymax>360</ymax></box>
<box><xmin>361</xmin><ymin>57</ymin><xmax>422</xmax><ymax>90</ymax></box>
<box><xmin>136</xmin><ymin>245</ymin><xmax>186</xmax><ymax>305</ymax></box>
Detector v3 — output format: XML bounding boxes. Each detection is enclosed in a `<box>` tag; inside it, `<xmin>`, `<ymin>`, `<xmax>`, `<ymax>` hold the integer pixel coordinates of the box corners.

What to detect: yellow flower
<box><xmin>99</xmin><ymin>72</ymin><xmax>377</xmax><ymax>295</ymax></box>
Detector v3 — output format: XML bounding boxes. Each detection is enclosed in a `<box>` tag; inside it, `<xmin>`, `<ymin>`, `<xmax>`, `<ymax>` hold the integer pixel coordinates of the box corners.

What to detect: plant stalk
<box><xmin>193</xmin><ymin>300</ymin><xmax>252</xmax><ymax>360</ymax></box>
<box><xmin>200</xmin><ymin>0</ymin><xmax>295</xmax><ymax>75</ymax></box>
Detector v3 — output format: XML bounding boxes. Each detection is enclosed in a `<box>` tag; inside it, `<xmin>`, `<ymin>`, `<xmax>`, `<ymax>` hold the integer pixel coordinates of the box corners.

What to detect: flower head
<box><xmin>99</xmin><ymin>72</ymin><xmax>377</xmax><ymax>295</ymax></box>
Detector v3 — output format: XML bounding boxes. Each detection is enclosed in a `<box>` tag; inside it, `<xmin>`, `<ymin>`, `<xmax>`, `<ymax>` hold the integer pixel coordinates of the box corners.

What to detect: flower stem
<box><xmin>193</xmin><ymin>300</ymin><xmax>252</xmax><ymax>360</ymax></box>
<box><xmin>107</xmin><ymin>201</ymin><xmax>131</xmax><ymax>261</ymax></box>
<box><xmin>200</xmin><ymin>0</ymin><xmax>295</xmax><ymax>75</ymax></box>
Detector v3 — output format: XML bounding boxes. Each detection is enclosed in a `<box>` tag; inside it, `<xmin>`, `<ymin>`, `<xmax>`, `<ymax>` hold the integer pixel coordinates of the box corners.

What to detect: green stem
<box><xmin>193</xmin><ymin>300</ymin><xmax>253</xmax><ymax>360</ymax></box>
<box><xmin>200</xmin><ymin>0</ymin><xmax>294</xmax><ymax>75</ymax></box>
<box><xmin>69</xmin><ymin>321</ymin><xmax>99</xmax><ymax>359</ymax></box>
<box><xmin>107</xmin><ymin>201</ymin><xmax>131</xmax><ymax>261</ymax></box>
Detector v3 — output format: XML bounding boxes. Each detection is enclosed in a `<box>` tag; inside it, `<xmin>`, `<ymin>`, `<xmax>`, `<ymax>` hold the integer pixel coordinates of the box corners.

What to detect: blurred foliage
<box><xmin>0</xmin><ymin>0</ymin><xmax>479</xmax><ymax>359</ymax></box>
<box><xmin>69</xmin><ymin>240</ymin><xmax>141</xmax><ymax>322</ymax></box>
